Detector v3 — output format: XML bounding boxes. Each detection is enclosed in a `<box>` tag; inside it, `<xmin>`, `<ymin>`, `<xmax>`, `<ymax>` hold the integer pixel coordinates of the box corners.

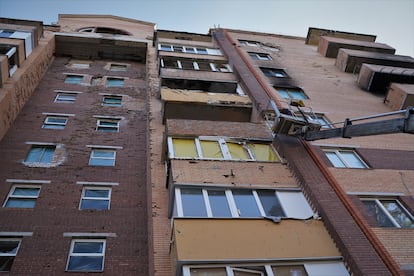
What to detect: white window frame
<box><xmin>168</xmin><ymin>137</ymin><xmax>279</xmax><ymax>161</ymax></box>
<box><xmin>323</xmin><ymin>148</ymin><xmax>368</xmax><ymax>168</ymax></box>
<box><xmin>89</xmin><ymin>149</ymin><xmax>116</xmax><ymax>167</ymax></box>
<box><xmin>102</xmin><ymin>95</ymin><xmax>122</xmax><ymax>106</ymax></box>
<box><xmin>96</xmin><ymin>118</ymin><xmax>120</xmax><ymax>132</ymax></box>
<box><xmin>24</xmin><ymin>145</ymin><xmax>56</xmax><ymax>164</ymax></box>
<box><xmin>175</xmin><ymin>187</ymin><xmax>313</xmax><ymax>219</ymax></box>
<box><xmin>3</xmin><ymin>185</ymin><xmax>41</xmax><ymax>208</ymax></box>
<box><xmin>80</xmin><ymin>187</ymin><xmax>111</xmax><ymax>210</ymax></box>
<box><xmin>248</xmin><ymin>52</ymin><xmax>272</xmax><ymax>61</ymax></box>
<box><xmin>157</xmin><ymin>44</ymin><xmax>222</xmax><ymax>55</ymax></box>
<box><xmin>42</xmin><ymin>115</ymin><xmax>69</xmax><ymax>129</ymax></box>
<box><xmin>361</xmin><ymin>198</ymin><xmax>414</xmax><ymax>228</ymax></box>
<box><xmin>55</xmin><ymin>92</ymin><xmax>78</xmax><ymax>103</ymax></box>
<box><xmin>64</xmin><ymin>74</ymin><xmax>84</xmax><ymax>84</ymax></box>
<box><xmin>183</xmin><ymin>261</ymin><xmax>349</xmax><ymax>276</ymax></box>
<box><xmin>239</xmin><ymin>39</ymin><xmax>261</xmax><ymax>47</ymax></box>
<box><xmin>0</xmin><ymin>238</ymin><xmax>21</xmax><ymax>272</ymax></box>
<box><xmin>66</xmin><ymin>239</ymin><xmax>106</xmax><ymax>272</ymax></box>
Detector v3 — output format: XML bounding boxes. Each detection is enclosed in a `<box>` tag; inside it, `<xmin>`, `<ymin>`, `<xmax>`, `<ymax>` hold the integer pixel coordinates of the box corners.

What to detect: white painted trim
<box><xmin>54</xmin><ymin>90</ymin><xmax>83</xmax><ymax>94</ymax></box>
<box><xmin>93</xmin><ymin>115</ymin><xmax>124</xmax><ymax>119</ymax></box>
<box><xmin>76</xmin><ymin>181</ymin><xmax>119</xmax><ymax>186</ymax></box>
<box><xmin>6</xmin><ymin>179</ymin><xmax>51</xmax><ymax>184</ymax></box>
<box><xmin>0</xmin><ymin>232</ymin><xmax>33</xmax><ymax>237</ymax></box>
<box><xmin>63</xmin><ymin>233</ymin><xmax>116</xmax><ymax>237</ymax></box>
<box><xmin>25</xmin><ymin>141</ymin><xmax>56</xmax><ymax>146</ymax></box>
<box><xmin>86</xmin><ymin>145</ymin><xmax>123</xmax><ymax>150</ymax></box>
<box><xmin>42</xmin><ymin>112</ymin><xmax>75</xmax><ymax>117</ymax></box>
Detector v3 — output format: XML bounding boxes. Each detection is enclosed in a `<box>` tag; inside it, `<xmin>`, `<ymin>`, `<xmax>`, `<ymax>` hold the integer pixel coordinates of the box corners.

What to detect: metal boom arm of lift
<box><xmin>272</xmin><ymin>104</ymin><xmax>414</xmax><ymax>141</ymax></box>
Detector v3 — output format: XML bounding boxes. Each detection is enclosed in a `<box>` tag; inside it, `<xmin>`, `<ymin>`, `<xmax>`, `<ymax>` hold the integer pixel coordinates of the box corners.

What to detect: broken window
<box><xmin>274</xmin><ymin>87</ymin><xmax>309</xmax><ymax>100</ymax></box>
<box><xmin>261</xmin><ymin>67</ymin><xmax>288</xmax><ymax>78</ymax></box>
<box><xmin>361</xmin><ymin>198</ymin><xmax>414</xmax><ymax>228</ymax></box>
<box><xmin>0</xmin><ymin>239</ymin><xmax>21</xmax><ymax>272</ymax></box>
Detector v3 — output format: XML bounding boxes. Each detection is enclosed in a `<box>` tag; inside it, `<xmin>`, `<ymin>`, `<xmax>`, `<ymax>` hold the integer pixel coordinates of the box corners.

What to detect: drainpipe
<box><xmin>302</xmin><ymin>140</ymin><xmax>403</xmax><ymax>276</ymax></box>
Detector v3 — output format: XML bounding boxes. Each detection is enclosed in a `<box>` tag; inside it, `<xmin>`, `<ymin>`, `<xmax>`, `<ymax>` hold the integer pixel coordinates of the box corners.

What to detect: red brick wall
<box><xmin>0</xmin><ymin>57</ymin><xmax>150</xmax><ymax>275</ymax></box>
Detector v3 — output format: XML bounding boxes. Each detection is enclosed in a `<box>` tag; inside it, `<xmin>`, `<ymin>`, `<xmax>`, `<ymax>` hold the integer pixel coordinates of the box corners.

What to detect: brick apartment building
<box><xmin>0</xmin><ymin>15</ymin><xmax>413</xmax><ymax>276</ymax></box>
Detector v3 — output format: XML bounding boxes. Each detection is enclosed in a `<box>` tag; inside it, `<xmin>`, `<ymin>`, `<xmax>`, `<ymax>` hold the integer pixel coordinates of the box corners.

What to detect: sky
<box><xmin>0</xmin><ymin>0</ymin><xmax>413</xmax><ymax>56</ymax></box>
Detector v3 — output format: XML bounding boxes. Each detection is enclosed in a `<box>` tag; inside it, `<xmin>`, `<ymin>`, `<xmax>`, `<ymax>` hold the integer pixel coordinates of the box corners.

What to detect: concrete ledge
<box><xmin>318</xmin><ymin>36</ymin><xmax>395</xmax><ymax>58</ymax></box>
<box><xmin>336</xmin><ymin>49</ymin><xmax>414</xmax><ymax>73</ymax></box>
<box><xmin>357</xmin><ymin>63</ymin><xmax>414</xmax><ymax>93</ymax></box>
<box><xmin>385</xmin><ymin>83</ymin><xmax>414</xmax><ymax>110</ymax></box>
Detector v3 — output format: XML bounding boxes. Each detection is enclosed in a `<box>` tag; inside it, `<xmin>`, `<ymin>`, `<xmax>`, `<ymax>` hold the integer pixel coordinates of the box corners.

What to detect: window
<box><xmin>96</xmin><ymin>118</ymin><xmax>120</xmax><ymax>132</ymax></box>
<box><xmin>55</xmin><ymin>92</ymin><xmax>77</xmax><ymax>103</ymax></box>
<box><xmin>183</xmin><ymin>262</ymin><xmax>349</xmax><ymax>276</ymax></box>
<box><xmin>89</xmin><ymin>149</ymin><xmax>116</xmax><ymax>166</ymax></box>
<box><xmin>64</xmin><ymin>75</ymin><xmax>84</xmax><ymax>84</ymax></box>
<box><xmin>42</xmin><ymin>116</ymin><xmax>68</xmax><ymax>129</ymax></box>
<box><xmin>25</xmin><ymin>145</ymin><xmax>55</xmax><ymax>164</ymax></box>
<box><xmin>0</xmin><ymin>239</ymin><xmax>21</xmax><ymax>272</ymax></box>
<box><xmin>361</xmin><ymin>198</ymin><xmax>414</xmax><ymax>228</ymax></box>
<box><xmin>158</xmin><ymin>44</ymin><xmax>221</xmax><ymax>55</ymax></box>
<box><xmin>296</xmin><ymin>113</ymin><xmax>332</xmax><ymax>129</ymax></box>
<box><xmin>175</xmin><ymin>187</ymin><xmax>313</xmax><ymax>219</ymax></box>
<box><xmin>275</xmin><ymin>87</ymin><xmax>309</xmax><ymax>100</ymax></box>
<box><xmin>260</xmin><ymin>67</ymin><xmax>288</xmax><ymax>78</ymax></box>
<box><xmin>0</xmin><ymin>30</ymin><xmax>14</xmax><ymax>38</ymax></box>
<box><xmin>248</xmin><ymin>52</ymin><xmax>272</xmax><ymax>61</ymax></box>
<box><xmin>66</xmin><ymin>239</ymin><xmax>105</xmax><ymax>272</ymax></box>
<box><xmin>109</xmin><ymin>64</ymin><xmax>127</xmax><ymax>71</ymax></box>
<box><xmin>239</xmin><ymin>39</ymin><xmax>261</xmax><ymax>47</ymax></box>
<box><xmin>102</xmin><ymin>95</ymin><xmax>122</xmax><ymax>106</ymax></box>
<box><xmin>323</xmin><ymin>148</ymin><xmax>367</xmax><ymax>168</ymax></box>
<box><xmin>68</xmin><ymin>60</ymin><xmax>91</xmax><ymax>69</ymax></box>
<box><xmin>168</xmin><ymin>137</ymin><xmax>279</xmax><ymax>162</ymax></box>
<box><xmin>106</xmin><ymin>78</ymin><xmax>124</xmax><ymax>87</ymax></box>
<box><xmin>160</xmin><ymin>58</ymin><xmax>231</xmax><ymax>72</ymax></box>
<box><xmin>3</xmin><ymin>185</ymin><xmax>41</xmax><ymax>208</ymax></box>
<box><xmin>80</xmin><ymin>187</ymin><xmax>111</xmax><ymax>210</ymax></box>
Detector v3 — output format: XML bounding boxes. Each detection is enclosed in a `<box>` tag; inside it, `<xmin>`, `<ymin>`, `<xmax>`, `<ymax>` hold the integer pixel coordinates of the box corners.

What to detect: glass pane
<box><xmin>0</xmin><ymin>256</ymin><xmax>15</xmax><ymax>272</ymax></box>
<box><xmin>12</xmin><ymin>187</ymin><xmax>39</xmax><ymax>197</ymax></box>
<box><xmin>67</xmin><ymin>256</ymin><xmax>103</xmax><ymax>271</ymax></box>
<box><xmin>257</xmin><ymin>190</ymin><xmax>285</xmax><ymax>217</ymax></box>
<box><xmin>208</xmin><ymin>190</ymin><xmax>232</xmax><ymax>217</ymax></box>
<box><xmin>25</xmin><ymin>147</ymin><xmax>43</xmax><ymax>162</ymax></box>
<box><xmin>180</xmin><ymin>60</ymin><xmax>195</xmax><ymax>70</ymax></box>
<box><xmin>92</xmin><ymin>150</ymin><xmax>115</xmax><ymax>158</ymax></box>
<box><xmin>46</xmin><ymin>117</ymin><xmax>67</xmax><ymax>124</ymax></box>
<box><xmin>103</xmin><ymin>97</ymin><xmax>122</xmax><ymax>106</ymax></box>
<box><xmin>160</xmin><ymin>44</ymin><xmax>172</xmax><ymax>51</ymax></box>
<box><xmin>290</xmin><ymin>90</ymin><xmax>308</xmax><ymax>100</ymax></box>
<box><xmin>196</xmin><ymin>48</ymin><xmax>208</xmax><ymax>54</ymax></box>
<box><xmin>56</xmin><ymin>94</ymin><xmax>76</xmax><ymax>102</ymax></box>
<box><xmin>362</xmin><ymin>200</ymin><xmax>394</xmax><ymax>227</ymax></box>
<box><xmin>173</xmin><ymin>46</ymin><xmax>183</xmax><ymax>52</ymax></box>
<box><xmin>97</xmin><ymin>127</ymin><xmax>118</xmax><ymax>133</ymax></box>
<box><xmin>80</xmin><ymin>199</ymin><xmax>109</xmax><ymax>210</ymax></box>
<box><xmin>180</xmin><ymin>188</ymin><xmax>207</xmax><ymax>217</ymax></box>
<box><xmin>200</xmin><ymin>141</ymin><xmax>223</xmax><ymax>159</ymax></box>
<box><xmin>232</xmin><ymin>190</ymin><xmax>261</xmax><ymax>217</ymax></box>
<box><xmin>110</xmin><ymin>64</ymin><xmax>127</xmax><ymax>71</ymax></box>
<box><xmin>89</xmin><ymin>158</ymin><xmax>115</xmax><ymax>166</ymax></box>
<box><xmin>382</xmin><ymin>200</ymin><xmax>414</xmax><ymax>228</ymax></box>
<box><xmin>64</xmin><ymin>76</ymin><xmax>83</xmax><ymax>84</ymax></box>
<box><xmin>277</xmin><ymin>89</ymin><xmax>290</xmax><ymax>99</ymax></box>
<box><xmin>172</xmin><ymin>139</ymin><xmax>198</xmax><ymax>158</ymax></box>
<box><xmin>248</xmin><ymin>143</ymin><xmax>279</xmax><ymax>162</ymax></box>
<box><xmin>227</xmin><ymin>143</ymin><xmax>250</xmax><ymax>160</ymax></box>
<box><xmin>107</xmin><ymin>78</ymin><xmax>124</xmax><ymax>87</ymax></box>
<box><xmin>84</xmin><ymin>189</ymin><xmax>109</xmax><ymax>198</ymax></box>
<box><xmin>99</xmin><ymin>121</ymin><xmax>118</xmax><ymax>127</ymax></box>
<box><xmin>190</xmin><ymin>267</ymin><xmax>227</xmax><ymax>276</ymax></box>
<box><xmin>185</xmin><ymin>47</ymin><xmax>196</xmax><ymax>53</ymax></box>
<box><xmin>325</xmin><ymin>152</ymin><xmax>346</xmax><ymax>168</ymax></box>
<box><xmin>5</xmin><ymin>198</ymin><xmax>36</xmax><ymax>208</ymax></box>
<box><xmin>73</xmin><ymin>242</ymin><xmax>103</xmax><ymax>253</ymax></box>
<box><xmin>272</xmin><ymin>265</ymin><xmax>308</xmax><ymax>276</ymax></box>
<box><xmin>0</xmin><ymin>241</ymin><xmax>20</xmax><ymax>254</ymax></box>
<box><xmin>41</xmin><ymin>147</ymin><xmax>55</xmax><ymax>163</ymax></box>
<box><xmin>43</xmin><ymin>124</ymin><xmax>65</xmax><ymax>129</ymax></box>
<box><xmin>340</xmin><ymin>151</ymin><xmax>366</xmax><ymax>168</ymax></box>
